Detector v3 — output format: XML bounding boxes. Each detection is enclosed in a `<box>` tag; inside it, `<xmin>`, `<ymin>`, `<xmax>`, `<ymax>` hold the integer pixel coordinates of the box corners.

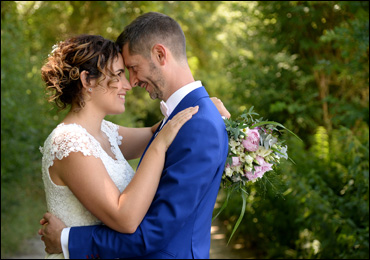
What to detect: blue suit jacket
<box><xmin>68</xmin><ymin>87</ymin><xmax>228</xmax><ymax>259</ymax></box>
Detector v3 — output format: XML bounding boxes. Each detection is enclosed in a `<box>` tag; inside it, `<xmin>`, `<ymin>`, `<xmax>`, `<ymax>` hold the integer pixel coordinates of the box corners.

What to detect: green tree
<box><xmin>216</xmin><ymin>1</ymin><xmax>369</xmax><ymax>258</ymax></box>
<box><xmin>1</xmin><ymin>1</ymin><xmax>226</xmax><ymax>256</ymax></box>
<box><xmin>1</xmin><ymin>1</ymin><xmax>368</xmax><ymax>258</ymax></box>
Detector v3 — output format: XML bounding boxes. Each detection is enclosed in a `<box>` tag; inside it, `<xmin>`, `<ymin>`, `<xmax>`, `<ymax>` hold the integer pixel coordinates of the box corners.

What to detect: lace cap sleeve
<box><xmin>40</xmin><ymin>124</ymin><xmax>101</xmax><ymax>169</ymax></box>
<box><xmin>102</xmin><ymin>120</ymin><xmax>123</xmax><ymax>146</ymax></box>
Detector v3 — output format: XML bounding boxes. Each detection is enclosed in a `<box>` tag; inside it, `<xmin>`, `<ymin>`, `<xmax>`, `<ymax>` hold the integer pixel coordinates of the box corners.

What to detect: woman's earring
<box><xmin>89</xmin><ymin>88</ymin><xmax>92</xmax><ymax>92</ymax></box>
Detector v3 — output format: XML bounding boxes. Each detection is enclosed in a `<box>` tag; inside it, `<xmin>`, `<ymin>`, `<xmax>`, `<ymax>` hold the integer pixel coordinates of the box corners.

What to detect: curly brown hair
<box><xmin>41</xmin><ymin>34</ymin><xmax>121</xmax><ymax>111</ymax></box>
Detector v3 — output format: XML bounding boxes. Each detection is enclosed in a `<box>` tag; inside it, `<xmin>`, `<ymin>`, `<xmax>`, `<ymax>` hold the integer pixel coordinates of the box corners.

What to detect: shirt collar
<box><xmin>164</xmin><ymin>81</ymin><xmax>202</xmax><ymax>117</ymax></box>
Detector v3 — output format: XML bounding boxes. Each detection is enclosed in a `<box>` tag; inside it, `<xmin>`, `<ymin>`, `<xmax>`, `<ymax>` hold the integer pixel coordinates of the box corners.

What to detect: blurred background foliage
<box><xmin>1</xmin><ymin>1</ymin><xmax>368</xmax><ymax>258</ymax></box>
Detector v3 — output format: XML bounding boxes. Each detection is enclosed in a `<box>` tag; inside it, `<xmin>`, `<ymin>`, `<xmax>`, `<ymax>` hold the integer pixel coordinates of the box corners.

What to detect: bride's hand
<box><xmin>211</xmin><ymin>97</ymin><xmax>231</xmax><ymax>119</ymax></box>
<box><xmin>155</xmin><ymin>106</ymin><xmax>199</xmax><ymax>150</ymax></box>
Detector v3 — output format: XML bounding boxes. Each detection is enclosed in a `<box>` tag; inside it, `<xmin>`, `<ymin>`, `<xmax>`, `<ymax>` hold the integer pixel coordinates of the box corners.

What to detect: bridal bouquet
<box><xmin>214</xmin><ymin>106</ymin><xmax>301</xmax><ymax>244</ymax></box>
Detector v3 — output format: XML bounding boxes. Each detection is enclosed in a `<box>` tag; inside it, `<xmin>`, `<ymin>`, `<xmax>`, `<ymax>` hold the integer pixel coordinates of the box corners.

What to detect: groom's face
<box><xmin>122</xmin><ymin>44</ymin><xmax>165</xmax><ymax>100</ymax></box>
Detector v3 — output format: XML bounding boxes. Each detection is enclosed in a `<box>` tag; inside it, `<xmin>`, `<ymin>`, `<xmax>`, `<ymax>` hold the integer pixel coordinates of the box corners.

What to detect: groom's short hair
<box><xmin>116</xmin><ymin>12</ymin><xmax>187</xmax><ymax>63</ymax></box>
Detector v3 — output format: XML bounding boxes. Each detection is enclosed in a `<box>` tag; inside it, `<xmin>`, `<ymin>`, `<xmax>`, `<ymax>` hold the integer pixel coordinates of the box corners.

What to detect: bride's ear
<box><xmin>80</xmin><ymin>71</ymin><xmax>93</xmax><ymax>91</ymax></box>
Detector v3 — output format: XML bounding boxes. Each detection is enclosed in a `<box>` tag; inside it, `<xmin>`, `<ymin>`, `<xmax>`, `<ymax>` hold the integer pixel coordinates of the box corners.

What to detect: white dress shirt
<box><xmin>60</xmin><ymin>80</ymin><xmax>202</xmax><ymax>258</ymax></box>
<box><xmin>159</xmin><ymin>80</ymin><xmax>202</xmax><ymax>129</ymax></box>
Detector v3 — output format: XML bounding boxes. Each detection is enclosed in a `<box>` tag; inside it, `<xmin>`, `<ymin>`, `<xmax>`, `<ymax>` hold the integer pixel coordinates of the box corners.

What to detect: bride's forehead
<box><xmin>111</xmin><ymin>55</ymin><xmax>124</xmax><ymax>68</ymax></box>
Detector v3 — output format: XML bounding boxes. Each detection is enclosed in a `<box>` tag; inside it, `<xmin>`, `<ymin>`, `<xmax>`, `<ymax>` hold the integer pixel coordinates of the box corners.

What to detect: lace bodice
<box><xmin>40</xmin><ymin>120</ymin><xmax>135</xmax><ymax>227</ymax></box>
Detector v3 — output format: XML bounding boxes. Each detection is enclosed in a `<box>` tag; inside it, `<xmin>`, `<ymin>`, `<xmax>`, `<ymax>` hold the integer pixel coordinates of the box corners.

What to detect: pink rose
<box><xmin>242</xmin><ymin>128</ymin><xmax>260</xmax><ymax>152</ymax></box>
<box><xmin>245</xmin><ymin>156</ymin><xmax>273</xmax><ymax>181</ymax></box>
<box><xmin>232</xmin><ymin>156</ymin><xmax>241</xmax><ymax>166</ymax></box>
<box><xmin>255</xmin><ymin>156</ymin><xmax>265</xmax><ymax>165</ymax></box>
<box><xmin>244</xmin><ymin>171</ymin><xmax>261</xmax><ymax>181</ymax></box>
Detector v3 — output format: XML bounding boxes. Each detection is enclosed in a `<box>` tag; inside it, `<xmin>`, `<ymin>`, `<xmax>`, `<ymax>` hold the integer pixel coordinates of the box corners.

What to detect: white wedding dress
<box><xmin>40</xmin><ymin>120</ymin><xmax>135</xmax><ymax>259</ymax></box>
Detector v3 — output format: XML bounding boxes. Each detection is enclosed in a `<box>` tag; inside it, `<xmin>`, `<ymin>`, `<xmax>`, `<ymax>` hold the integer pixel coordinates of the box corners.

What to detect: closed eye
<box><xmin>116</xmin><ymin>69</ymin><xmax>125</xmax><ymax>77</ymax></box>
<box><xmin>127</xmin><ymin>66</ymin><xmax>137</xmax><ymax>72</ymax></box>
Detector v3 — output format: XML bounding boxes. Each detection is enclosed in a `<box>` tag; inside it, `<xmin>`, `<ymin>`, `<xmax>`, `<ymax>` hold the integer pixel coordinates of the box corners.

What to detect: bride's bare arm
<box><xmin>117</xmin><ymin>126</ymin><xmax>151</xmax><ymax>160</ymax></box>
<box><xmin>51</xmin><ymin>106</ymin><xmax>198</xmax><ymax>234</ymax></box>
<box><xmin>119</xmin><ymin>97</ymin><xmax>229</xmax><ymax>161</ymax></box>
<box><xmin>118</xmin><ymin>121</ymin><xmax>161</xmax><ymax>160</ymax></box>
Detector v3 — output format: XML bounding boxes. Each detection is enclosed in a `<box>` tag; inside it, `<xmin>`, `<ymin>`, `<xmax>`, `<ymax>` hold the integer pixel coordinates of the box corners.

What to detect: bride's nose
<box><xmin>122</xmin><ymin>77</ymin><xmax>132</xmax><ymax>91</ymax></box>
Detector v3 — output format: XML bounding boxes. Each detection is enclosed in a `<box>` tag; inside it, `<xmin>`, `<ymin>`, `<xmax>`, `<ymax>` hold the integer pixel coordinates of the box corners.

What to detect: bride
<box><xmin>39</xmin><ymin>34</ymin><xmax>229</xmax><ymax>258</ymax></box>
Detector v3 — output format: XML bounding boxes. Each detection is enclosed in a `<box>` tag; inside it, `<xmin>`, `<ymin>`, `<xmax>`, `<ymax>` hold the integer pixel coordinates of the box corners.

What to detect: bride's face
<box><xmin>91</xmin><ymin>54</ymin><xmax>132</xmax><ymax>115</ymax></box>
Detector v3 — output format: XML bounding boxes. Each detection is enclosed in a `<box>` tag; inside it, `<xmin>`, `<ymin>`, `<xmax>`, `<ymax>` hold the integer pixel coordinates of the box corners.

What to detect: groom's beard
<box><xmin>148</xmin><ymin>80</ymin><xmax>164</xmax><ymax>100</ymax></box>
<box><xmin>147</xmin><ymin>62</ymin><xmax>165</xmax><ymax>100</ymax></box>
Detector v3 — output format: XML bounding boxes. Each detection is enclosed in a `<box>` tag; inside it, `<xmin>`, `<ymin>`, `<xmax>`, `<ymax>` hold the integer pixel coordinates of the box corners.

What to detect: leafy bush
<box><xmin>217</xmin><ymin>124</ymin><xmax>369</xmax><ymax>259</ymax></box>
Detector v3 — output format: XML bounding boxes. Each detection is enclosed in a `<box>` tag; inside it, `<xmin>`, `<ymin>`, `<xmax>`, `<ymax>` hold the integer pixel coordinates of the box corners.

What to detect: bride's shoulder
<box><xmin>41</xmin><ymin>123</ymin><xmax>91</xmax><ymax>149</ymax></box>
<box><xmin>40</xmin><ymin>123</ymin><xmax>98</xmax><ymax>160</ymax></box>
<box><xmin>51</xmin><ymin>122</ymin><xmax>89</xmax><ymax>139</ymax></box>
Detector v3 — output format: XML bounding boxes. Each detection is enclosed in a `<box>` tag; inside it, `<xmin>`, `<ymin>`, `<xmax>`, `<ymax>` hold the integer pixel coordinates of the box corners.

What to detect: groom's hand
<box><xmin>38</xmin><ymin>212</ymin><xmax>66</xmax><ymax>254</ymax></box>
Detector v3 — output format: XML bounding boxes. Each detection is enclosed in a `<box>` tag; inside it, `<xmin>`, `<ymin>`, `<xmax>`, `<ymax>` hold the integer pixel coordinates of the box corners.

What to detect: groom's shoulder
<box><xmin>198</xmin><ymin>97</ymin><xmax>225</xmax><ymax>120</ymax></box>
<box><xmin>187</xmin><ymin>101</ymin><xmax>225</xmax><ymax>133</ymax></box>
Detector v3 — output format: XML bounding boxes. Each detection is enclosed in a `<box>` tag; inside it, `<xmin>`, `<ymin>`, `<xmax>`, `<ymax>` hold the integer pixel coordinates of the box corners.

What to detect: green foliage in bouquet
<box><xmin>214</xmin><ymin>106</ymin><xmax>302</xmax><ymax>244</ymax></box>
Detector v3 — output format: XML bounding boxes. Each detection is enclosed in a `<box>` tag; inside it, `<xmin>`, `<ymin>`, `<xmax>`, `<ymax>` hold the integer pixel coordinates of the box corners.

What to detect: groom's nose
<box><xmin>129</xmin><ymin>74</ymin><xmax>138</xmax><ymax>88</ymax></box>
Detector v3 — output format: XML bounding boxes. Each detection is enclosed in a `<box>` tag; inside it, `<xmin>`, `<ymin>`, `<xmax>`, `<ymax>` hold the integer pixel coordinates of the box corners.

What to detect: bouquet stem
<box><xmin>227</xmin><ymin>190</ymin><xmax>247</xmax><ymax>245</ymax></box>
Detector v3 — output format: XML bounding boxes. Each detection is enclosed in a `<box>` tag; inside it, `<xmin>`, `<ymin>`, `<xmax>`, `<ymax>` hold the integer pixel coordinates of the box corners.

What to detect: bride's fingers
<box><xmin>170</xmin><ymin>106</ymin><xmax>199</xmax><ymax>124</ymax></box>
<box><xmin>160</xmin><ymin>106</ymin><xmax>199</xmax><ymax>137</ymax></box>
<box><xmin>157</xmin><ymin>106</ymin><xmax>199</xmax><ymax>148</ymax></box>
<box><xmin>166</xmin><ymin>107</ymin><xmax>197</xmax><ymax>129</ymax></box>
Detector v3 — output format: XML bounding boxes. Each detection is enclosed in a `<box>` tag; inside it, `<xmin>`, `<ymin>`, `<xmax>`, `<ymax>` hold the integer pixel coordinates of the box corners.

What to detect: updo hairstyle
<box><xmin>41</xmin><ymin>34</ymin><xmax>121</xmax><ymax>111</ymax></box>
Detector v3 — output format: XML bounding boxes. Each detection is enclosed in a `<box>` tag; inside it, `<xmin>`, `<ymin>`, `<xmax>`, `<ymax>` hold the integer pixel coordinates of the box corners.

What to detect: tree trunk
<box><xmin>315</xmin><ymin>70</ymin><xmax>332</xmax><ymax>132</ymax></box>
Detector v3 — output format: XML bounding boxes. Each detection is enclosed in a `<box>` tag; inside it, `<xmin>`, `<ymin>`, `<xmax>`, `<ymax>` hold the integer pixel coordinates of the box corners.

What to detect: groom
<box><xmin>40</xmin><ymin>12</ymin><xmax>228</xmax><ymax>259</ymax></box>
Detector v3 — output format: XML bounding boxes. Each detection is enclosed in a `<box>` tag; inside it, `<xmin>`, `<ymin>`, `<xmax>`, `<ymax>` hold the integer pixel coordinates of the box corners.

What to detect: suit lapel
<box><xmin>137</xmin><ymin>120</ymin><xmax>163</xmax><ymax>167</ymax></box>
<box><xmin>162</xmin><ymin>86</ymin><xmax>209</xmax><ymax>128</ymax></box>
<box><xmin>137</xmin><ymin>86</ymin><xmax>209</xmax><ymax>168</ymax></box>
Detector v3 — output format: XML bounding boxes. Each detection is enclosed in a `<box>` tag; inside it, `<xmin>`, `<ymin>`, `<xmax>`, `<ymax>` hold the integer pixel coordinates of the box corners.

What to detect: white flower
<box><xmin>256</xmin><ymin>146</ymin><xmax>272</xmax><ymax>157</ymax></box>
<box><xmin>244</xmin><ymin>165</ymin><xmax>252</xmax><ymax>172</ymax></box>
<box><xmin>275</xmin><ymin>145</ymin><xmax>288</xmax><ymax>159</ymax></box>
<box><xmin>48</xmin><ymin>41</ymin><xmax>62</xmax><ymax>57</ymax></box>
<box><xmin>225</xmin><ymin>167</ymin><xmax>233</xmax><ymax>177</ymax></box>
<box><xmin>245</xmin><ymin>155</ymin><xmax>254</xmax><ymax>165</ymax></box>
<box><xmin>234</xmin><ymin>165</ymin><xmax>243</xmax><ymax>175</ymax></box>
<box><xmin>262</xmin><ymin>134</ymin><xmax>277</xmax><ymax>149</ymax></box>
<box><xmin>231</xmin><ymin>174</ymin><xmax>242</xmax><ymax>183</ymax></box>
<box><xmin>229</xmin><ymin>138</ymin><xmax>240</xmax><ymax>154</ymax></box>
<box><xmin>241</xmin><ymin>127</ymin><xmax>248</xmax><ymax>135</ymax></box>
<box><xmin>312</xmin><ymin>239</ymin><xmax>321</xmax><ymax>255</ymax></box>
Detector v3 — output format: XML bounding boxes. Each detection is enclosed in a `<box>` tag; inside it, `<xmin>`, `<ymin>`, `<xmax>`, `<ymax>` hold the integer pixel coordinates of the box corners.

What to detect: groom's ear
<box><xmin>151</xmin><ymin>44</ymin><xmax>167</xmax><ymax>65</ymax></box>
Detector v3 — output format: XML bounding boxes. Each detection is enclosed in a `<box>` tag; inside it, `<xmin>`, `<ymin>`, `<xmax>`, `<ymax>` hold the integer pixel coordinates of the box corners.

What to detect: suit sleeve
<box><xmin>68</xmin><ymin>106</ymin><xmax>224</xmax><ymax>259</ymax></box>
